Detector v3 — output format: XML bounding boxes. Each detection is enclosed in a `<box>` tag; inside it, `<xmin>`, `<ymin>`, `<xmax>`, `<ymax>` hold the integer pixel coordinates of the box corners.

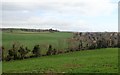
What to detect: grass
<box><xmin>2</xmin><ymin>31</ymin><xmax>73</xmax><ymax>55</ymax></box>
<box><xmin>2</xmin><ymin>31</ymin><xmax>118</xmax><ymax>73</ymax></box>
<box><xmin>2</xmin><ymin>48</ymin><xmax>118</xmax><ymax>73</ymax></box>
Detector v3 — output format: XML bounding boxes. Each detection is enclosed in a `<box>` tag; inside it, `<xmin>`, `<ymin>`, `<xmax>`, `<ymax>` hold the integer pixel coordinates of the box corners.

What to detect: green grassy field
<box><xmin>2</xmin><ymin>48</ymin><xmax>118</xmax><ymax>73</ymax></box>
<box><xmin>2</xmin><ymin>32</ymin><xmax>73</xmax><ymax>55</ymax></box>
<box><xmin>2</xmin><ymin>31</ymin><xmax>118</xmax><ymax>73</ymax></box>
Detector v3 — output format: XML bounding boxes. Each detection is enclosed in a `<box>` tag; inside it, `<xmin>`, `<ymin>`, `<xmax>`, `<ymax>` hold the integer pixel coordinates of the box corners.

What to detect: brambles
<box><xmin>72</xmin><ymin>32</ymin><xmax>118</xmax><ymax>50</ymax></box>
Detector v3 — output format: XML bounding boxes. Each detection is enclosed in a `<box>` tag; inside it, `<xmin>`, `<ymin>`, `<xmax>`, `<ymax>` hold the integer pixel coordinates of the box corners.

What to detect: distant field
<box><xmin>3</xmin><ymin>48</ymin><xmax>118</xmax><ymax>73</ymax></box>
<box><xmin>2</xmin><ymin>31</ymin><xmax>73</xmax><ymax>55</ymax></box>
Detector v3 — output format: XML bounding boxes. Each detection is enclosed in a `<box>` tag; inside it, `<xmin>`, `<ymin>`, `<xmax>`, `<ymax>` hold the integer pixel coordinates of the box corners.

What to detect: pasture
<box><xmin>2</xmin><ymin>31</ymin><xmax>73</xmax><ymax>55</ymax></box>
<box><xmin>2</xmin><ymin>48</ymin><xmax>118</xmax><ymax>73</ymax></box>
<box><xmin>2</xmin><ymin>30</ymin><xmax>118</xmax><ymax>73</ymax></box>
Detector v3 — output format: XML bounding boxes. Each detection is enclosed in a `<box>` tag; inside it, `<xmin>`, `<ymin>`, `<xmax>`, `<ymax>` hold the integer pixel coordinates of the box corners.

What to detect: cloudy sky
<box><xmin>1</xmin><ymin>0</ymin><xmax>119</xmax><ymax>32</ymax></box>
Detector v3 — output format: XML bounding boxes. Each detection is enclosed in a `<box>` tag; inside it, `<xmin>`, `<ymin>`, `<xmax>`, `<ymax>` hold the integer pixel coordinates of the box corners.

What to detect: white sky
<box><xmin>1</xmin><ymin>0</ymin><xmax>119</xmax><ymax>32</ymax></box>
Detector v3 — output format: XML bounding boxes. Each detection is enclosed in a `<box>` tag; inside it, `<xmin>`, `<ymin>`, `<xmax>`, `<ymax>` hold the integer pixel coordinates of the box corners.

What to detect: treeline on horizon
<box><xmin>0</xmin><ymin>28</ymin><xmax>59</xmax><ymax>32</ymax></box>
<box><xmin>0</xmin><ymin>28</ymin><xmax>119</xmax><ymax>33</ymax></box>
<box><xmin>1</xmin><ymin>32</ymin><xmax>119</xmax><ymax>61</ymax></box>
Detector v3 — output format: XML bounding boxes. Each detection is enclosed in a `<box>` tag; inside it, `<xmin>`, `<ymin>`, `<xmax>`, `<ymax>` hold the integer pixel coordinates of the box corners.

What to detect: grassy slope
<box><xmin>2</xmin><ymin>32</ymin><xmax>73</xmax><ymax>54</ymax></box>
<box><xmin>3</xmin><ymin>48</ymin><xmax>118</xmax><ymax>73</ymax></box>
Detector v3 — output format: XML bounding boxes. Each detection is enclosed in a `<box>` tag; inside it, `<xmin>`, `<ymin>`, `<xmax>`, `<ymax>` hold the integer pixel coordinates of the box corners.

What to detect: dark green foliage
<box><xmin>6</xmin><ymin>44</ymin><xmax>18</xmax><ymax>61</ymax></box>
<box><xmin>8</xmin><ymin>49</ymin><xmax>14</xmax><ymax>57</ymax></box>
<box><xmin>2</xmin><ymin>46</ymin><xmax>4</xmax><ymax>61</ymax></box>
<box><xmin>6</xmin><ymin>44</ymin><xmax>31</xmax><ymax>61</ymax></box>
<box><xmin>32</xmin><ymin>45</ymin><xmax>41</xmax><ymax>57</ymax></box>
<box><xmin>18</xmin><ymin>46</ymin><xmax>30</xmax><ymax>59</ymax></box>
<box><xmin>46</xmin><ymin>45</ymin><xmax>53</xmax><ymax>55</ymax></box>
<box><xmin>18</xmin><ymin>46</ymin><xmax>25</xmax><ymax>59</ymax></box>
<box><xmin>6</xmin><ymin>49</ymin><xmax>14</xmax><ymax>61</ymax></box>
<box><xmin>25</xmin><ymin>47</ymin><xmax>30</xmax><ymax>53</ymax></box>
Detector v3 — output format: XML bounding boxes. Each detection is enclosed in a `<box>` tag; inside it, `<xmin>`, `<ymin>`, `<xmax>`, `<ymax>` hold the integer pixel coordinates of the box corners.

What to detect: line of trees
<box><xmin>1</xmin><ymin>44</ymin><xmax>59</xmax><ymax>61</ymax></box>
<box><xmin>1</xmin><ymin>28</ymin><xmax>59</xmax><ymax>33</ymax></box>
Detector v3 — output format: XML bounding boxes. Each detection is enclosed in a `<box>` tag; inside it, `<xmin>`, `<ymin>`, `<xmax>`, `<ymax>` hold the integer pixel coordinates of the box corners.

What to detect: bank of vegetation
<box><xmin>1</xmin><ymin>29</ymin><xmax>119</xmax><ymax>61</ymax></box>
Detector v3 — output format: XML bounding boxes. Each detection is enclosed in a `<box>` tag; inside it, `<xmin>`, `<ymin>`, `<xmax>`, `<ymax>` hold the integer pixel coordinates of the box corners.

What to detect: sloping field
<box><xmin>2</xmin><ymin>48</ymin><xmax>118</xmax><ymax>73</ymax></box>
<box><xmin>2</xmin><ymin>32</ymin><xmax>73</xmax><ymax>48</ymax></box>
<box><xmin>2</xmin><ymin>32</ymin><xmax>73</xmax><ymax>54</ymax></box>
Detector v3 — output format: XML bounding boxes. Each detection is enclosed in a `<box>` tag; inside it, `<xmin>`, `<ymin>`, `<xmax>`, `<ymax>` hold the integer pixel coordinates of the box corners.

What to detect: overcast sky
<box><xmin>1</xmin><ymin>0</ymin><xmax>119</xmax><ymax>32</ymax></box>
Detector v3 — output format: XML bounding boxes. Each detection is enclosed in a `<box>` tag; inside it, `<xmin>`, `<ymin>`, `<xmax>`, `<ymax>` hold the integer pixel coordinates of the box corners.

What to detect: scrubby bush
<box><xmin>6</xmin><ymin>44</ymin><xmax>18</xmax><ymax>61</ymax></box>
<box><xmin>12</xmin><ymin>44</ymin><xmax>18</xmax><ymax>60</ymax></box>
<box><xmin>6</xmin><ymin>44</ymin><xmax>31</xmax><ymax>61</ymax></box>
<box><xmin>18</xmin><ymin>46</ymin><xmax>30</xmax><ymax>59</ymax></box>
<box><xmin>32</xmin><ymin>45</ymin><xmax>41</xmax><ymax>57</ymax></box>
<box><xmin>6</xmin><ymin>49</ymin><xmax>14</xmax><ymax>61</ymax></box>
<box><xmin>46</xmin><ymin>45</ymin><xmax>53</xmax><ymax>55</ymax></box>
